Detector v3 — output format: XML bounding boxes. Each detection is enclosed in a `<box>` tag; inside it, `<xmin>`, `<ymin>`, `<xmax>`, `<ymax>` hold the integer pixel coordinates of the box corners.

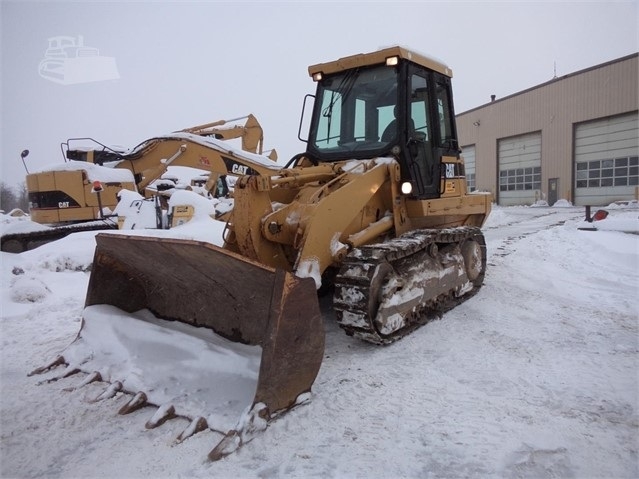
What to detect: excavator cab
<box><xmin>305</xmin><ymin>48</ymin><xmax>459</xmax><ymax>200</ymax></box>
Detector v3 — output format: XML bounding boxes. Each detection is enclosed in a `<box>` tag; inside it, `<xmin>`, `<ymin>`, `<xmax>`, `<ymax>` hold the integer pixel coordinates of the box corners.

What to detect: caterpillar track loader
<box><xmin>2</xmin><ymin>115</ymin><xmax>278</xmax><ymax>252</ymax></box>
<box><xmin>31</xmin><ymin>47</ymin><xmax>491</xmax><ymax>460</ymax></box>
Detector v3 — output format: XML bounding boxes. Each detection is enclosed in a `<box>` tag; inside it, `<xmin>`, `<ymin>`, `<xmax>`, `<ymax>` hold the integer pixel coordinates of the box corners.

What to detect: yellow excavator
<box><xmin>32</xmin><ymin>46</ymin><xmax>492</xmax><ymax>460</ymax></box>
<box><xmin>1</xmin><ymin>115</ymin><xmax>279</xmax><ymax>252</ymax></box>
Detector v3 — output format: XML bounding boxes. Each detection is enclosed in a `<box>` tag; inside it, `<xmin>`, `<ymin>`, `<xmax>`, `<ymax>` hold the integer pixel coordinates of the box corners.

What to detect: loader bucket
<box><xmin>72</xmin><ymin>233</ymin><xmax>325</xmax><ymax>458</ymax></box>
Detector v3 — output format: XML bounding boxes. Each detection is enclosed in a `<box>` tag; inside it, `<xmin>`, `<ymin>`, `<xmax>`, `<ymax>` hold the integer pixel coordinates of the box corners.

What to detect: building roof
<box><xmin>457</xmin><ymin>52</ymin><xmax>639</xmax><ymax>116</ymax></box>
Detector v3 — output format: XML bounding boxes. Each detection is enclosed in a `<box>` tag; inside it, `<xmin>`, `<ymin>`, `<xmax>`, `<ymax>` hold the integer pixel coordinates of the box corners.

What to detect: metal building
<box><xmin>456</xmin><ymin>53</ymin><xmax>638</xmax><ymax>206</ymax></box>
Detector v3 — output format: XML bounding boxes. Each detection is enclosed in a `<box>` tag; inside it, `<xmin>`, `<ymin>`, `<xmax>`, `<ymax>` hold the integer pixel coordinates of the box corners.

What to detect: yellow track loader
<box><xmin>32</xmin><ymin>46</ymin><xmax>491</xmax><ymax>460</ymax></box>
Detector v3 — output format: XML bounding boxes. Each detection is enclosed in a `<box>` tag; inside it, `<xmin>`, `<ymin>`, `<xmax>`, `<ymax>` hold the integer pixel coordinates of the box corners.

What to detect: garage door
<box><xmin>461</xmin><ymin>145</ymin><xmax>476</xmax><ymax>192</ymax></box>
<box><xmin>574</xmin><ymin>112</ymin><xmax>639</xmax><ymax>206</ymax></box>
<box><xmin>498</xmin><ymin>132</ymin><xmax>542</xmax><ymax>206</ymax></box>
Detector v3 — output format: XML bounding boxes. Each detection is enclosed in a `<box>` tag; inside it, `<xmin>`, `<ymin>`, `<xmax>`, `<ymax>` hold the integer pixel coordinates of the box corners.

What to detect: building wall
<box><xmin>456</xmin><ymin>53</ymin><xmax>638</xmax><ymax>205</ymax></box>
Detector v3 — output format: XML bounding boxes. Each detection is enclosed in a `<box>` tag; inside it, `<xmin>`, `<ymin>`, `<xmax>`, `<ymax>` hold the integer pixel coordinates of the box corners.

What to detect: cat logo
<box><xmin>445</xmin><ymin>163</ymin><xmax>456</xmax><ymax>178</ymax></box>
<box><xmin>231</xmin><ymin>164</ymin><xmax>249</xmax><ymax>175</ymax></box>
<box><xmin>221</xmin><ymin>155</ymin><xmax>257</xmax><ymax>176</ymax></box>
<box><xmin>58</xmin><ymin>201</ymin><xmax>69</xmax><ymax>208</ymax></box>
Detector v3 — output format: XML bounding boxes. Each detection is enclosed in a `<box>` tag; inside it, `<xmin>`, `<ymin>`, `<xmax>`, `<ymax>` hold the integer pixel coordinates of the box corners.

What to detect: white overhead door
<box><xmin>461</xmin><ymin>145</ymin><xmax>476</xmax><ymax>192</ymax></box>
<box><xmin>574</xmin><ymin>112</ymin><xmax>639</xmax><ymax>206</ymax></box>
<box><xmin>498</xmin><ymin>132</ymin><xmax>542</xmax><ymax>206</ymax></box>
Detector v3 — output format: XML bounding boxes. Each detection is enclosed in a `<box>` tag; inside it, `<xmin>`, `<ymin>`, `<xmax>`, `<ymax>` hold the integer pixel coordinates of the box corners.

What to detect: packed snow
<box><xmin>68</xmin><ymin>305</ymin><xmax>262</xmax><ymax>433</ymax></box>
<box><xmin>1</xmin><ymin>201</ymin><xmax>638</xmax><ymax>478</ymax></box>
<box><xmin>30</xmin><ymin>159</ymin><xmax>135</xmax><ymax>183</ymax></box>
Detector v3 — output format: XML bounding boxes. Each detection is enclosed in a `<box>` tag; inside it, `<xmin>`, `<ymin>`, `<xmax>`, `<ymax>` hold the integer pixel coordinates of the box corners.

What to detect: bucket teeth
<box><xmin>208</xmin><ymin>430</ymin><xmax>241</xmax><ymax>462</ymax></box>
<box><xmin>79</xmin><ymin>371</ymin><xmax>102</xmax><ymax>386</ymax></box>
<box><xmin>119</xmin><ymin>391</ymin><xmax>148</xmax><ymax>415</ymax></box>
<box><xmin>176</xmin><ymin>417</ymin><xmax>208</xmax><ymax>443</ymax></box>
<box><xmin>60</xmin><ymin>366</ymin><xmax>81</xmax><ymax>379</ymax></box>
<box><xmin>28</xmin><ymin>355</ymin><xmax>66</xmax><ymax>376</ymax></box>
<box><xmin>36</xmin><ymin>364</ymin><xmax>80</xmax><ymax>385</ymax></box>
<box><xmin>92</xmin><ymin>380</ymin><xmax>123</xmax><ymax>402</ymax></box>
<box><xmin>208</xmin><ymin>403</ymin><xmax>269</xmax><ymax>461</ymax></box>
<box><xmin>63</xmin><ymin>371</ymin><xmax>102</xmax><ymax>392</ymax></box>
<box><xmin>145</xmin><ymin>404</ymin><xmax>176</xmax><ymax>429</ymax></box>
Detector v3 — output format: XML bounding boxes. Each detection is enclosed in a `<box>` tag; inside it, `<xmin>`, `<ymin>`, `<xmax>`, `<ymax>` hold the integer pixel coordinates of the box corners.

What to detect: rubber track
<box><xmin>333</xmin><ymin>226</ymin><xmax>486</xmax><ymax>345</ymax></box>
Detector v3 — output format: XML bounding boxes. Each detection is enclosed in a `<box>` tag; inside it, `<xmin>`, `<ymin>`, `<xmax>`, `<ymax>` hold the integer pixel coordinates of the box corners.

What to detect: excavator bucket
<box><xmin>52</xmin><ymin>233</ymin><xmax>325</xmax><ymax>460</ymax></box>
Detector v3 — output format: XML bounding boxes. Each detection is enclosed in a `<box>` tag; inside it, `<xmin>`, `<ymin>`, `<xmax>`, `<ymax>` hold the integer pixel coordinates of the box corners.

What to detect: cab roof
<box><xmin>308</xmin><ymin>46</ymin><xmax>453</xmax><ymax>79</ymax></box>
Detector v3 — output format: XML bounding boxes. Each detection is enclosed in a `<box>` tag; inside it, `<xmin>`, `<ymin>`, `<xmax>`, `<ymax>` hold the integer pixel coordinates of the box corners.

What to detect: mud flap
<box><xmin>79</xmin><ymin>233</ymin><xmax>325</xmax><ymax>456</ymax></box>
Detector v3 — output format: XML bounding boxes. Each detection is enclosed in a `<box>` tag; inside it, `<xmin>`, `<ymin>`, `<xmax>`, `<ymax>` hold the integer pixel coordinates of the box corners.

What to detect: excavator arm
<box><xmin>114</xmin><ymin>114</ymin><xmax>279</xmax><ymax>197</ymax></box>
<box><xmin>115</xmin><ymin>133</ymin><xmax>279</xmax><ymax>197</ymax></box>
<box><xmin>180</xmin><ymin>113</ymin><xmax>273</xmax><ymax>158</ymax></box>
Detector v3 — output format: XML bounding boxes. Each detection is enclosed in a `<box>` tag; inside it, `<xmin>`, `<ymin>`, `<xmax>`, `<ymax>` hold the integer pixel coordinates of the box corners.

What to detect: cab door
<box><xmin>405</xmin><ymin>68</ymin><xmax>438</xmax><ymax>198</ymax></box>
<box><xmin>404</xmin><ymin>68</ymin><xmax>459</xmax><ymax>199</ymax></box>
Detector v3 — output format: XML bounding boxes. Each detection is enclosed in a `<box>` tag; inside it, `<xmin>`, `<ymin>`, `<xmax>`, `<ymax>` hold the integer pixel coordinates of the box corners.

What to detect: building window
<box><xmin>575</xmin><ymin>156</ymin><xmax>638</xmax><ymax>188</ymax></box>
<box><xmin>467</xmin><ymin>173</ymin><xmax>476</xmax><ymax>191</ymax></box>
<box><xmin>499</xmin><ymin>166</ymin><xmax>541</xmax><ymax>192</ymax></box>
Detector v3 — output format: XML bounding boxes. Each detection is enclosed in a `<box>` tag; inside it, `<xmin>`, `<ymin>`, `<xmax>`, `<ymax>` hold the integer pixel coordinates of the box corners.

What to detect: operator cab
<box><xmin>306</xmin><ymin>46</ymin><xmax>459</xmax><ymax>200</ymax></box>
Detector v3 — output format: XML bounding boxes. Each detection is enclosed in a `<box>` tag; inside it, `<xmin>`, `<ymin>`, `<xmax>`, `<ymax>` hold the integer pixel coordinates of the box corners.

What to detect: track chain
<box><xmin>333</xmin><ymin>226</ymin><xmax>486</xmax><ymax>345</ymax></box>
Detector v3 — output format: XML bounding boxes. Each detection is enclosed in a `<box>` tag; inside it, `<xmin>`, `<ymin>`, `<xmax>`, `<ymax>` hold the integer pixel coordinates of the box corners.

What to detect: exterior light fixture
<box><xmin>401</xmin><ymin>181</ymin><xmax>413</xmax><ymax>194</ymax></box>
<box><xmin>385</xmin><ymin>56</ymin><xmax>399</xmax><ymax>66</ymax></box>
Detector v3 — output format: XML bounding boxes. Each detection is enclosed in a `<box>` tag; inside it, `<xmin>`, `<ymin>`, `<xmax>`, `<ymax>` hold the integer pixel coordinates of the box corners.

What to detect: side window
<box><xmin>410</xmin><ymin>74</ymin><xmax>430</xmax><ymax>140</ymax></box>
<box><xmin>378</xmin><ymin>104</ymin><xmax>396</xmax><ymax>140</ymax></box>
<box><xmin>436</xmin><ymin>80</ymin><xmax>454</xmax><ymax>145</ymax></box>
<box><xmin>354</xmin><ymin>98</ymin><xmax>366</xmax><ymax>140</ymax></box>
<box><xmin>315</xmin><ymin>90</ymin><xmax>342</xmax><ymax>148</ymax></box>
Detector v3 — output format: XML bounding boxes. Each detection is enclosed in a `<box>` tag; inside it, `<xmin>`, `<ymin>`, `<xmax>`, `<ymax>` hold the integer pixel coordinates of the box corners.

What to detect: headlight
<box><xmin>401</xmin><ymin>181</ymin><xmax>413</xmax><ymax>194</ymax></box>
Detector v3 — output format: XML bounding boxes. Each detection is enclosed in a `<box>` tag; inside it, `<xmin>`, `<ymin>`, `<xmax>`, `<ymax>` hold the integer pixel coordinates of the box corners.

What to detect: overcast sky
<box><xmin>1</xmin><ymin>0</ymin><xmax>637</xmax><ymax>188</ymax></box>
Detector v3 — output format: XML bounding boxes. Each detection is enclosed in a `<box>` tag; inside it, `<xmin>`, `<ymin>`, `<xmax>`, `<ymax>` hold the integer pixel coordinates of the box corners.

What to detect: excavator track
<box><xmin>333</xmin><ymin>226</ymin><xmax>486</xmax><ymax>345</ymax></box>
<box><xmin>1</xmin><ymin>220</ymin><xmax>117</xmax><ymax>253</ymax></box>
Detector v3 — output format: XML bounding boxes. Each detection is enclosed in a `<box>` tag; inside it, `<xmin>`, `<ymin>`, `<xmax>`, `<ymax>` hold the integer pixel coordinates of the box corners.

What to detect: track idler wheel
<box><xmin>461</xmin><ymin>238</ymin><xmax>483</xmax><ymax>282</ymax></box>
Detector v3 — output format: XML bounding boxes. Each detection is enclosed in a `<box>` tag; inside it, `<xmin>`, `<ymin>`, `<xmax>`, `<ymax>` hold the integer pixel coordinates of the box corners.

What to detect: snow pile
<box><xmin>113</xmin><ymin>190</ymin><xmax>161</xmax><ymax>230</ymax></box>
<box><xmin>552</xmin><ymin>198</ymin><xmax>573</xmax><ymax>207</ymax></box>
<box><xmin>30</xmin><ymin>160</ymin><xmax>135</xmax><ymax>183</ymax></box>
<box><xmin>112</xmin><ymin>188</ymin><xmax>229</xmax><ymax>246</ymax></box>
<box><xmin>168</xmin><ymin>189</ymin><xmax>218</xmax><ymax>219</ymax></box>
<box><xmin>0</xmin><ymin>212</ymin><xmax>51</xmax><ymax>236</ymax></box>
<box><xmin>64</xmin><ymin>304</ymin><xmax>262</xmax><ymax>432</ymax></box>
<box><xmin>576</xmin><ymin>205</ymin><xmax>639</xmax><ymax>234</ymax></box>
<box><xmin>17</xmin><ymin>230</ymin><xmax>101</xmax><ymax>272</ymax></box>
<box><xmin>9</xmin><ymin>274</ymin><xmax>51</xmax><ymax>303</ymax></box>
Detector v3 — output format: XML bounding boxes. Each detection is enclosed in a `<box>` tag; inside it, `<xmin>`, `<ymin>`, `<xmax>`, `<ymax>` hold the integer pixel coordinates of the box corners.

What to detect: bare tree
<box><xmin>0</xmin><ymin>182</ymin><xmax>18</xmax><ymax>212</ymax></box>
<box><xmin>0</xmin><ymin>182</ymin><xmax>28</xmax><ymax>213</ymax></box>
<box><xmin>16</xmin><ymin>182</ymin><xmax>29</xmax><ymax>211</ymax></box>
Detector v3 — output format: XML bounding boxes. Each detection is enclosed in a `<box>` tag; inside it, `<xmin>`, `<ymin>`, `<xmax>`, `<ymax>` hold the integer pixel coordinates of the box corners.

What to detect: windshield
<box><xmin>308</xmin><ymin>64</ymin><xmax>399</xmax><ymax>160</ymax></box>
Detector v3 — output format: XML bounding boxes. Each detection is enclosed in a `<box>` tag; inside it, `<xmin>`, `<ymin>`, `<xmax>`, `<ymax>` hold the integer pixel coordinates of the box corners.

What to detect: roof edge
<box><xmin>457</xmin><ymin>52</ymin><xmax>639</xmax><ymax>117</ymax></box>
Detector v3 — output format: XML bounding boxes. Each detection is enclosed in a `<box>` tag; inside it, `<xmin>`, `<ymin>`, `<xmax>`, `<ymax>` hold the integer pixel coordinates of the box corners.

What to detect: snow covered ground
<box><xmin>1</xmin><ymin>203</ymin><xmax>638</xmax><ymax>478</ymax></box>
